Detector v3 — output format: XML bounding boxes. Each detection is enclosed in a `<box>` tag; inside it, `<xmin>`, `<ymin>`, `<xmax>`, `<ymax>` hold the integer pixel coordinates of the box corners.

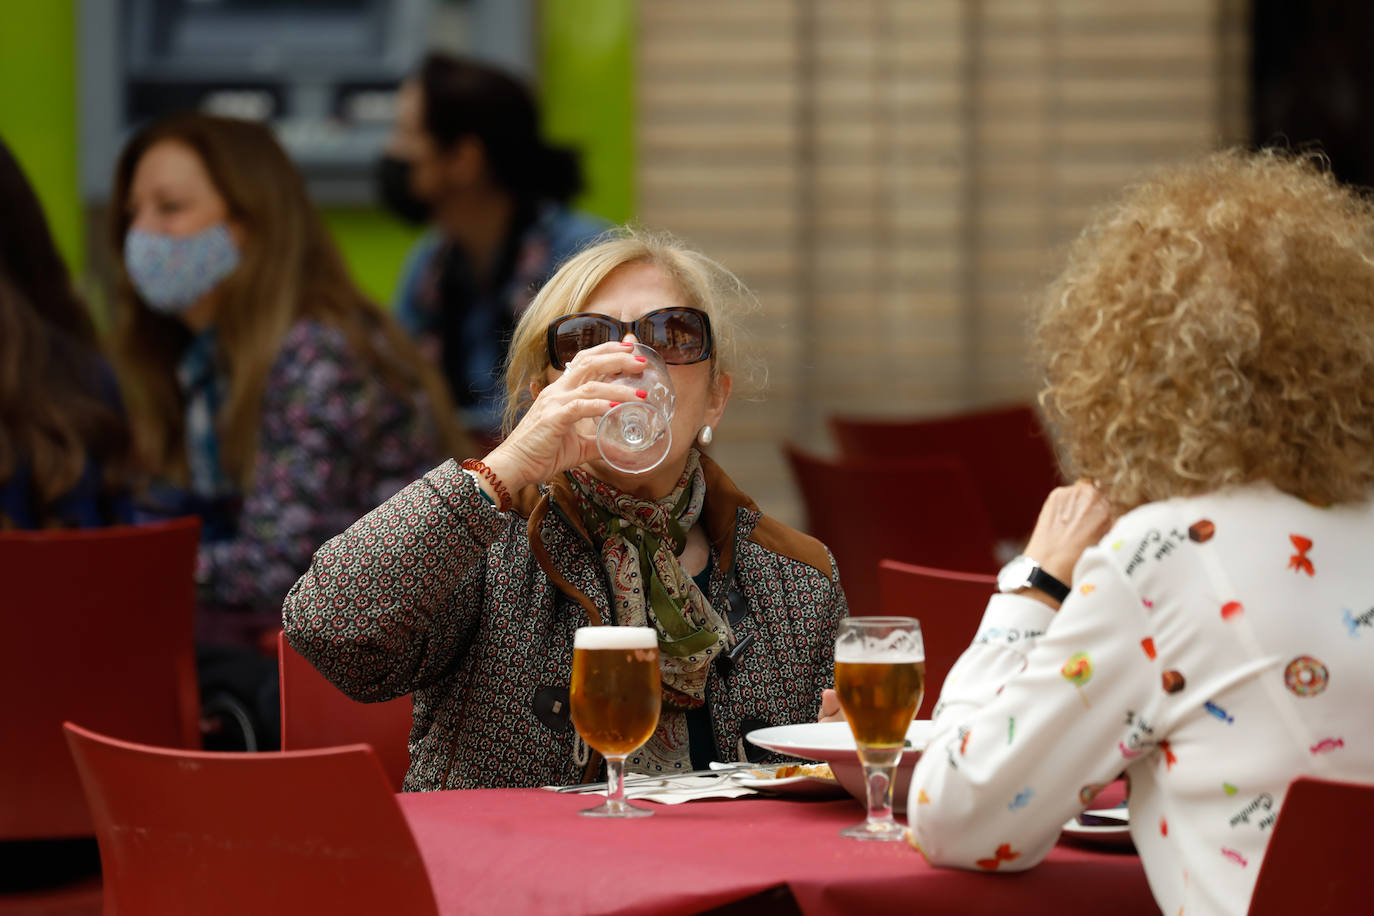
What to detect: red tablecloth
<box><xmin>398</xmin><ymin>787</ymin><xmax>1152</xmax><ymax>916</ymax></box>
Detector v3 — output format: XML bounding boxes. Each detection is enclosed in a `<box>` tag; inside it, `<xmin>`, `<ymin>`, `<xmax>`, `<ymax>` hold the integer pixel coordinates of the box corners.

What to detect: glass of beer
<box><xmin>570</xmin><ymin>626</ymin><xmax>662</xmax><ymax>818</ymax></box>
<box><xmin>833</xmin><ymin>616</ymin><xmax>925</xmax><ymax>840</ymax></box>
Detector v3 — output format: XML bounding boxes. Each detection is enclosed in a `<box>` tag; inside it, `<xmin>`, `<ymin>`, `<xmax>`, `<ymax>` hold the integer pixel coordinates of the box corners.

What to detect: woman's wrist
<box><xmin>461</xmin><ymin>457</ymin><xmax>514</xmax><ymax>512</ymax></box>
<box><xmin>480</xmin><ymin>448</ymin><xmax>535</xmax><ymax>495</ymax></box>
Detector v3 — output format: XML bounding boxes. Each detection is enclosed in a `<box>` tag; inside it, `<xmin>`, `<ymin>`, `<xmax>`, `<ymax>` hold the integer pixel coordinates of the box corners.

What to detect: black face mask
<box><xmin>375</xmin><ymin>155</ymin><xmax>432</xmax><ymax>225</ymax></box>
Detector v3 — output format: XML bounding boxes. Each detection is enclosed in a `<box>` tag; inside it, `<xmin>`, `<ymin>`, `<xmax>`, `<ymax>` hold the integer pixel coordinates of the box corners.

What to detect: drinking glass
<box><xmin>569</xmin><ymin>626</ymin><xmax>662</xmax><ymax>817</ymax></box>
<box><xmin>833</xmin><ymin>617</ymin><xmax>925</xmax><ymax>840</ymax></box>
<box><xmin>595</xmin><ymin>343</ymin><xmax>675</xmax><ymax>475</ymax></box>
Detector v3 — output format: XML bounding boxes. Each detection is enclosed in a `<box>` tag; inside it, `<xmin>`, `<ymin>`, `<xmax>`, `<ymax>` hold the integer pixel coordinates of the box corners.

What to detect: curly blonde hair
<box><xmin>1034</xmin><ymin>149</ymin><xmax>1374</xmax><ymax>511</ymax></box>
<box><xmin>502</xmin><ymin>228</ymin><xmax>761</xmax><ymax>433</ymax></box>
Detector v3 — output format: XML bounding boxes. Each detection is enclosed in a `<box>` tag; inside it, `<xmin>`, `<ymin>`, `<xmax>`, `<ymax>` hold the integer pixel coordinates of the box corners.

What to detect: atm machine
<box><xmin>78</xmin><ymin>0</ymin><xmax>533</xmax><ymax>205</ymax></box>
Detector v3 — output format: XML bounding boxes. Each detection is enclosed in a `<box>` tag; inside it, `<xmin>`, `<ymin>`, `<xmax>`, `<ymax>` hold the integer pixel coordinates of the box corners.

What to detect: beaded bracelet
<box><xmin>461</xmin><ymin>458</ymin><xmax>513</xmax><ymax>512</ymax></box>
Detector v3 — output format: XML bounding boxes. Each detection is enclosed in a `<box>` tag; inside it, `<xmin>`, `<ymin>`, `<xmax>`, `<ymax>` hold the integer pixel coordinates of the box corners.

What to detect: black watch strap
<box><xmin>1028</xmin><ymin>566</ymin><xmax>1070</xmax><ymax>603</ymax></box>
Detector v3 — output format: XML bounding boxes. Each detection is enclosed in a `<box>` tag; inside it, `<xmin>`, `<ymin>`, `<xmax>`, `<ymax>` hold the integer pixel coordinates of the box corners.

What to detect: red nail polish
<box><xmin>609</xmin><ymin>401</ymin><xmax>621</xmax><ymax>407</ymax></box>
<box><xmin>635</xmin><ymin>389</ymin><xmax>648</xmax><ymax>398</ymax></box>
<box><xmin>634</xmin><ymin>355</ymin><xmax>647</xmax><ymax>363</ymax></box>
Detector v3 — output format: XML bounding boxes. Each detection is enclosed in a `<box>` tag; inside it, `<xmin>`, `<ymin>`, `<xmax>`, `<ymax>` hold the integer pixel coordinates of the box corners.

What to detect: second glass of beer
<box><xmin>834</xmin><ymin>616</ymin><xmax>925</xmax><ymax>840</ymax></box>
<box><xmin>569</xmin><ymin>626</ymin><xmax>662</xmax><ymax>818</ymax></box>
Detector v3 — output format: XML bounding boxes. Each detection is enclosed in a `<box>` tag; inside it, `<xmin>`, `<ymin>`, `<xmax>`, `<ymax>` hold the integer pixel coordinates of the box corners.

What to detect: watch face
<box><xmin>997</xmin><ymin>555</ymin><xmax>1036</xmax><ymax>593</ymax></box>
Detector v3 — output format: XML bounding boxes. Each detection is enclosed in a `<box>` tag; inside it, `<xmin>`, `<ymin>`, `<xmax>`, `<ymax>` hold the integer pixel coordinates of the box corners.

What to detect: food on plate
<box><xmin>760</xmin><ymin>763</ymin><xmax>835</xmax><ymax>780</ymax></box>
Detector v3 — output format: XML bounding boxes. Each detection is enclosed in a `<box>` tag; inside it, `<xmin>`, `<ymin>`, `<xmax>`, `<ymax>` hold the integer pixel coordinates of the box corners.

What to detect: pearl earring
<box><xmin>698</xmin><ymin>425</ymin><xmax>713</xmax><ymax>446</ymax></box>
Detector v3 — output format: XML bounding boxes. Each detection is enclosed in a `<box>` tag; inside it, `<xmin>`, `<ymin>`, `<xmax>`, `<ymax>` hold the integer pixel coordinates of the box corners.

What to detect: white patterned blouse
<box><xmin>909</xmin><ymin>482</ymin><xmax>1374</xmax><ymax>916</ymax></box>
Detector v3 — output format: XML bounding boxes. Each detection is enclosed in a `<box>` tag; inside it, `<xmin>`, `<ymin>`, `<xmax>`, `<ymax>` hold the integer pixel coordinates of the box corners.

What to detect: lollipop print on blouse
<box><xmin>1061</xmin><ymin>652</ymin><xmax>1093</xmax><ymax>708</ymax></box>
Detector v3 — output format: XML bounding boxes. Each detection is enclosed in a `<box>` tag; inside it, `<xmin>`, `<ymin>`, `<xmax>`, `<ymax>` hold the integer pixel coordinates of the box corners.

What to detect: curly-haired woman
<box><xmin>908</xmin><ymin>150</ymin><xmax>1374</xmax><ymax>915</ymax></box>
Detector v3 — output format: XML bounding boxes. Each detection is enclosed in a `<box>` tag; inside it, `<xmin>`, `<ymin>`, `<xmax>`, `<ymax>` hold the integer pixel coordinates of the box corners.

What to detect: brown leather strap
<box><xmin>579</xmin><ymin>748</ymin><xmax>604</xmax><ymax>785</ymax></box>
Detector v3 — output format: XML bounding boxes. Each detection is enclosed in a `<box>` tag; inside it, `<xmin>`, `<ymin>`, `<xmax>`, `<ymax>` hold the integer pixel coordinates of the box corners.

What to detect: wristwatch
<box><xmin>996</xmin><ymin>555</ymin><xmax>1070</xmax><ymax>603</ymax></box>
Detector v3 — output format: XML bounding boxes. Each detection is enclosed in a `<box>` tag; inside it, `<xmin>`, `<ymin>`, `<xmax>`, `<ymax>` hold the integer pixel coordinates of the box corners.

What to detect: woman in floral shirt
<box><xmin>110</xmin><ymin>114</ymin><xmax>465</xmax><ymax>649</ymax></box>
<box><xmin>908</xmin><ymin>151</ymin><xmax>1374</xmax><ymax>916</ymax></box>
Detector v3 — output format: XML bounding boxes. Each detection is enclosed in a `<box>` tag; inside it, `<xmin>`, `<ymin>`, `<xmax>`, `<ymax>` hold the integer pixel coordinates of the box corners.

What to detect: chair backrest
<box><xmin>783</xmin><ymin>443</ymin><xmax>998</xmax><ymax>618</ymax></box>
<box><xmin>278</xmin><ymin>630</ymin><xmax>413</xmax><ymax>791</ymax></box>
<box><xmin>830</xmin><ymin>403</ymin><xmax>1063</xmax><ymax>544</ymax></box>
<box><xmin>63</xmin><ymin>722</ymin><xmax>438</xmax><ymax>916</ymax></box>
<box><xmin>0</xmin><ymin>518</ymin><xmax>201</xmax><ymax>840</ymax></box>
<box><xmin>1247</xmin><ymin>777</ymin><xmax>1374</xmax><ymax>915</ymax></box>
<box><xmin>877</xmin><ymin>559</ymin><xmax>995</xmax><ymax>716</ymax></box>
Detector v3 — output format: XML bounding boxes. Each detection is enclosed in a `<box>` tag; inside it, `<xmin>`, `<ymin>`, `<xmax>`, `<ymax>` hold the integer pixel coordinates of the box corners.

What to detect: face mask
<box><xmin>124</xmin><ymin>222</ymin><xmax>242</xmax><ymax>315</ymax></box>
<box><xmin>376</xmin><ymin>155</ymin><xmax>433</xmax><ymax>225</ymax></box>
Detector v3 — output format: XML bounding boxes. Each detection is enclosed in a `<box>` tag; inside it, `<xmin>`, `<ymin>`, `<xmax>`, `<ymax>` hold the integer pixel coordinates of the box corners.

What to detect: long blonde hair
<box><xmin>503</xmin><ymin>228</ymin><xmax>761</xmax><ymax>433</ymax></box>
<box><xmin>110</xmin><ymin>114</ymin><xmax>466</xmax><ymax>485</ymax></box>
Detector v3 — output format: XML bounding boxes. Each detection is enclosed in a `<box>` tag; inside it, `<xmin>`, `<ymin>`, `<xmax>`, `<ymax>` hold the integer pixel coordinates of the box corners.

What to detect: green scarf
<box><xmin>567</xmin><ymin>450</ymin><xmax>735</xmax><ymax>772</ymax></box>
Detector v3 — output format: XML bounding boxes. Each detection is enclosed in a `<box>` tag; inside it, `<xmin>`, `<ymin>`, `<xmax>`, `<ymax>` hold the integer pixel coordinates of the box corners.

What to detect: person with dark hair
<box><xmin>377</xmin><ymin>53</ymin><xmax>608</xmax><ymax>447</ymax></box>
<box><xmin>0</xmin><ymin>137</ymin><xmax>132</xmax><ymax>530</ymax></box>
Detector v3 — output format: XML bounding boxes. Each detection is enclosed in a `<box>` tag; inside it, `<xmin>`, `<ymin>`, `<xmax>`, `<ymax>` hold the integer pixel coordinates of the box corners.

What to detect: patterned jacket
<box><xmin>149</xmin><ymin>320</ymin><xmax>448</xmax><ymax>645</ymax></box>
<box><xmin>281</xmin><ymin>454</ymin><xmax>848</xmax><ymax>790</ymax></box>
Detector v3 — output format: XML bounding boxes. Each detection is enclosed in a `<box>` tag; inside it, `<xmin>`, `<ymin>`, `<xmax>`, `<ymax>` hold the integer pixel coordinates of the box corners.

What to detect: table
<box><xmin>398</xmin><ymin>788</ymin><xmax>1155</xmax><ymax>916</ymax></box>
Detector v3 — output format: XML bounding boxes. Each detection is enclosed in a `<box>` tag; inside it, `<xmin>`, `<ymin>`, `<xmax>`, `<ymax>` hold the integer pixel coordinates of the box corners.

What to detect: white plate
<box><xmin>745</xmin><ymin>721</ymin><xmax>935</xmax><ymax>812</ymax></box>
<box><xmin>733</xmin><ymin>766</ymin><xmax>850</xmax><ymax>799</ymax></box>
<box><xmin>744</xmin><ymin>721</ymin><xmax>935</xmax><ymax>762</ymax></box>
<box><xmin>1060</xmin><ymin>810</ymin><xmax>1134</xmax><ymax>850</ymax></box>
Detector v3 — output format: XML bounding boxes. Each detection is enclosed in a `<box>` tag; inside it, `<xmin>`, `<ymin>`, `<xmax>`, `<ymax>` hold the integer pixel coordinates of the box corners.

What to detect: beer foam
<box><xmin>575</xmin><ymin>626</ymin><xmax>658</xmax><ymax>649</ymax></box>
<box><xmin>834</xmin><ymin>650</ymin><xmax>924</xmax><ymax>664</ymax></box>
<box><xmin>835</xmin><ymin>627</ymin><xmax>924</xmax><ymax>664</ymax></box>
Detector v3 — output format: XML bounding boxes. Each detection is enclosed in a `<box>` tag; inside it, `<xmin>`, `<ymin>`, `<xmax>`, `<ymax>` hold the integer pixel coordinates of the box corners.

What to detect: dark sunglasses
<box><xmin>546</xmin><ymin>306</ymin><xmax>714</xmax><ymax>370</ymax></box>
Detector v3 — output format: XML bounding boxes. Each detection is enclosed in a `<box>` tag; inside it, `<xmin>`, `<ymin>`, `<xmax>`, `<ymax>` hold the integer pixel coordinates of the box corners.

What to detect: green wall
<box><xmin>0</xmin><ymin>0</ymin><xmax>634</xmax><ymax>307</ymax></box>
<box><xmin>320</xmin><ymin>209</ymin><xmax>426</xmax><ymax>306</ymax></box>
<box><xmin>541</xmin><ymin>0</ymin><xmax>635</xmax><ymax>225</ymax></box>
<box><xmin>0</xmin><ymin>0</ymin><xmax>84</xmax><ymax>277</ymax></box>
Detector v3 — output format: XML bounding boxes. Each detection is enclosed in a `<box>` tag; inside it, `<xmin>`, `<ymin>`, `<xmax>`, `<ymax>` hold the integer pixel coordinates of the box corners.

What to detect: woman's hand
<box><xmin>1021</xmin><ymin>480</ymin><xmax>1113</xmax><ymax>598</ymax></box>
<box><xmin>480</xmin><ymin>340</ymin><xmax>645</xmax><ymax>494</ymax></box>
<box><xmin>817</xmin><ymin>688</ymin><xmax>846</xmax><ymax>723</ymax></box>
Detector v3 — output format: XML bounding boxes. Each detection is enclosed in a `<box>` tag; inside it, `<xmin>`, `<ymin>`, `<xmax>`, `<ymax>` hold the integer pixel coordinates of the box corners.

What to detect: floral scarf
<box><xmin>566</xmin><ymin>450</ymin><xmax>735</xmax><ymax>772</ymax></box>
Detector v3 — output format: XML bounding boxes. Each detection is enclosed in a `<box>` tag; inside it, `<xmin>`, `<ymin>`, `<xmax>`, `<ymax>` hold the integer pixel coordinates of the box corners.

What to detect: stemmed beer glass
<box><xmin>569</xmin><ymin>626</ymin><xmax>662</xmax><ymax>817</ymax></box>
<box><xmin>834</xmin><ymin>617</ymin><xmax>925</xmax><ymax>840</ymax></box>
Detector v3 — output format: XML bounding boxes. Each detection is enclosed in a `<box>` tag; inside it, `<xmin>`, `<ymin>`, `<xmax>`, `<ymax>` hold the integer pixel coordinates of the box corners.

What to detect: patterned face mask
<box><xmin>124</xmin><ymin>222</ymin><xmax>242</xmax><ymax>314</ymax></box>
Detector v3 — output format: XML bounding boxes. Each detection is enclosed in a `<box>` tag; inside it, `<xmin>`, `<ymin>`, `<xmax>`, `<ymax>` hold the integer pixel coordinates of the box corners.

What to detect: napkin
<box><xmin>627</xmin><ymin>773</ymin><xmax>758</xmax><ymax>805</ymax></box>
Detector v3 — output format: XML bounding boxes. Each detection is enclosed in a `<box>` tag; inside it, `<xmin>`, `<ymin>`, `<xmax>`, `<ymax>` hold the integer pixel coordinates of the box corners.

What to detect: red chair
<box><xmin>63</xmin><ymin>722</ymin><xmax>438</xmax><ymax>916</ymax></box>
<box><xmin>0</xmin><ymin>518</ymin><xmax>201</xmax><ymax>842</ymax></box>
<box><xmin>1247</xmin><ymin>777</ymin><xmax>1374</xmax><ymax>915</ymax></box>
<box><xmin>830</xmin><ymin>403</ymin><xmax>1063</xmax><ymax>546</ymax></box>
<box><xmin>877</xmin><ymin>559</ymin><xmax>995</xmax><ymax>717</ymax></box>
<box><xmin>278</xmin><ymin>630</ymin><xmax>413</xmax><ymax>791</ymax></box>
<box><xmin>783</xmin><ymin>443</ymin><xmax>998</xmax><ymax>619</ymax></box>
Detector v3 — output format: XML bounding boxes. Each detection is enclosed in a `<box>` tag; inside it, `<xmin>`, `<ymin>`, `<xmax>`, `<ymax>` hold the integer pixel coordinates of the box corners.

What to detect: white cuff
<box><xmin>970</xmin><ymin>593</ymin><xmax>1056</xmax><ymax>650</ymax></box>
